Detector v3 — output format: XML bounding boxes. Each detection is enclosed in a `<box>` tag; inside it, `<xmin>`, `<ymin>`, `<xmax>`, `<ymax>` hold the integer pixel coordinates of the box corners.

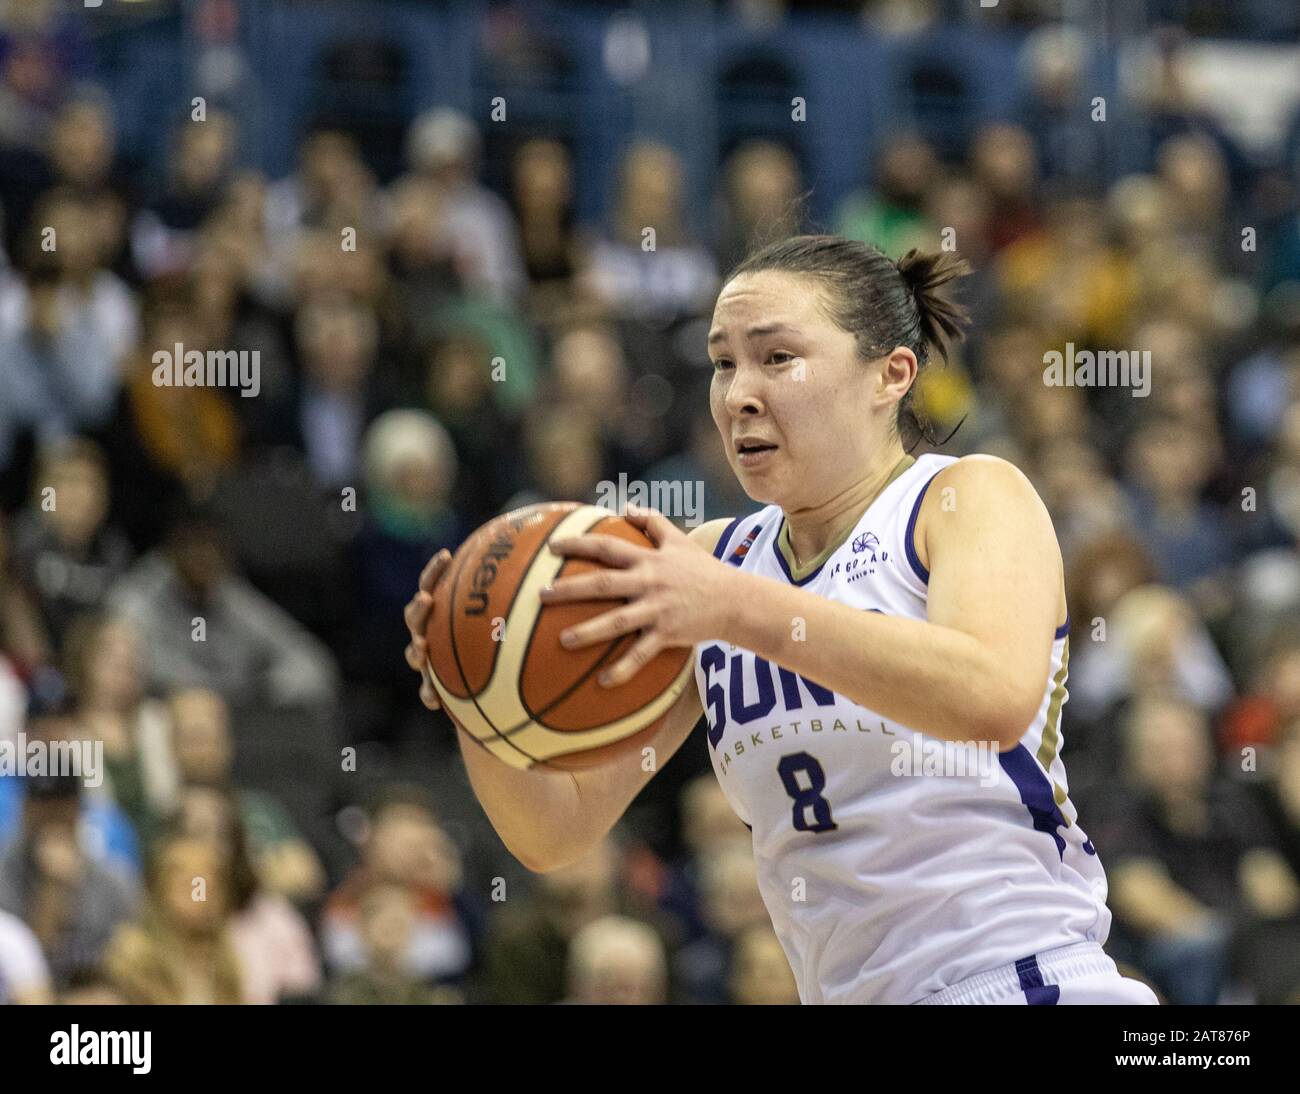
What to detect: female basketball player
<box><xmin>404</xmin><ymin>235</ymin><xmax>1158</xmax><ymax>1005</ymax></box>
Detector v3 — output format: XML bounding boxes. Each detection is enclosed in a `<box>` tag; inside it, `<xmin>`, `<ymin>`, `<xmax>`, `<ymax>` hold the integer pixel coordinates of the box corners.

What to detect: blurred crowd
<box><xmin>1</xmin><ymin>2</ymin><xmax>1300</xmax><ymax>1005</ymax></box>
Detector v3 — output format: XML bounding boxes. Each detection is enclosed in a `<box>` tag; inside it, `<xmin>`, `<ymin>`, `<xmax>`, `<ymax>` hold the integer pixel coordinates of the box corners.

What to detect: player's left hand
<box><xmin>541</xmin><ymin>504</ymin><xmax>736</xmax><ymax>687</ymax></box>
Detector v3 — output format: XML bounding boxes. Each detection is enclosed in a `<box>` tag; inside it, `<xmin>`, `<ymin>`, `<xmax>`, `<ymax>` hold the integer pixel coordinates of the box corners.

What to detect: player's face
<box><xmin>707</xmin><ymin>271</ymin><xmax>889</xmax><ymax>509</ymax></box>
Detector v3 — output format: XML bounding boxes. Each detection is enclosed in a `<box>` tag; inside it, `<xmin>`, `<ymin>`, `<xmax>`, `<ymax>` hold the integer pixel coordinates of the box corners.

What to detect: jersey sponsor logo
<box><xmin>852</xmin><ymin>531</ymin><xmax>881</xmax><ymax>557</ymax></box>
<box><xmin>821</xmin><ymin>531</ymin><xmax>888</xmax><ymax>583</ymax></box>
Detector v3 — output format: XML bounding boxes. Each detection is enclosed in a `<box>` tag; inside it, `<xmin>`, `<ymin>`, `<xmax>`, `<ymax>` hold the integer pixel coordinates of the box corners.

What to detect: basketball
<box><xmin>425</xmin><ymin>502</ymin><xmax>694</xmax><ymax>770</ymax></box>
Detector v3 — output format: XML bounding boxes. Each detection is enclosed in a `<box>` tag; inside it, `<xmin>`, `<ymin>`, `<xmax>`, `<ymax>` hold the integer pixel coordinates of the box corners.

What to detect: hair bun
<box><xmin>895</xmin><ymin>248</ymin><xmax>973</xmax><ymax>363</ymax></box>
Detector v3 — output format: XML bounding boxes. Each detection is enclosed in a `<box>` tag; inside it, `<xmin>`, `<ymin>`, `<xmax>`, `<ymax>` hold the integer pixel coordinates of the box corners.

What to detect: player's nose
<box><xmin>723</xmin><ymin>366</ymin><xmax>767</xmax><ymax>418</ymax></box>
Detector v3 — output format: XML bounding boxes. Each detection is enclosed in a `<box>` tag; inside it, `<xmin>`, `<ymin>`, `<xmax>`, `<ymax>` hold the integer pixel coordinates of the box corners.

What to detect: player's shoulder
<box><xmin>927</xmin><ymin>452</ymin><xmax>1040</xmax><ymax>502</ymax></box>
<box><xmin>917</xmin><ymin>453</ymin><xmax>1056</xmax><ymax>566</ymax></box>
<box><xmin>687</xmin><ymin>517</ymin><xmax>740</xmax><ymax>554</ymax></box>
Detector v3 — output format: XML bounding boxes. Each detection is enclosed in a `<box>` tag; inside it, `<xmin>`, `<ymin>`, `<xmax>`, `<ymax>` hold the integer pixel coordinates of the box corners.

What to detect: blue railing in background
<box><xmin>80</xmin><ymin>0</ymin><xmax>1293</xmax><ymax>232</ymax></box>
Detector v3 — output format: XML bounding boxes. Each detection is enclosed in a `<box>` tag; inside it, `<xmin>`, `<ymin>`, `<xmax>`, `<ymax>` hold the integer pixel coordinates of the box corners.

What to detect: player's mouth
<box><xmin>735</xmin><ymin>438</ymin><xmax>778</xmax><ymax>468</ymax></box>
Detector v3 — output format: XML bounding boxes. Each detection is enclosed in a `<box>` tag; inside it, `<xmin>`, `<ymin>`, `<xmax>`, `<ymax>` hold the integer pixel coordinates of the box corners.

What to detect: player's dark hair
<box><xmin>725</xmin><ymin>234</ymin><xmax>972</xmax><ymax>448</ymax></box>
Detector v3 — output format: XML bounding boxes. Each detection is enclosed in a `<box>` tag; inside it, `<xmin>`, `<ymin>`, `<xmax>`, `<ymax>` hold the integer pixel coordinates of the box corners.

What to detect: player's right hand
<box><xmin>404</xmin><ymin>548</ymin><xmax>453</xmax><ymax>710</ymax></box>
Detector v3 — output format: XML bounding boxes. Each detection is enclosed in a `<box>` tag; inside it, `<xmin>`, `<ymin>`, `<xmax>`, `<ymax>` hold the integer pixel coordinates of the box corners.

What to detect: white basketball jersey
<box><xmin>693</xmin><ymin>453</ymin><xmax>1111</xmax><ymax>1004</ymax></box>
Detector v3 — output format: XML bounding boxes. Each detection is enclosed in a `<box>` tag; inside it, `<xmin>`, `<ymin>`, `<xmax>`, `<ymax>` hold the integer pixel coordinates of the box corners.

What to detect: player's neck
<box><xmin>784</xmin><ymin>444</ymin><xmax>912</xmax><ymax>569</ymax></box>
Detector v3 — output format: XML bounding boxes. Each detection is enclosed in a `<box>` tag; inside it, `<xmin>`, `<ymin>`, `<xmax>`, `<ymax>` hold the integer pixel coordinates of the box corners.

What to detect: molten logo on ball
<box><xmin>465</xmin><ymin>528</ymin><xmax>517</xmax><ymax>616</ymax></box>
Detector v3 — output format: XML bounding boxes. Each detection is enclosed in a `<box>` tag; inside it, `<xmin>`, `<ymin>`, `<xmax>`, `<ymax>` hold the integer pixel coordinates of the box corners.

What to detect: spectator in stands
<box><xmin>0</xmin><ymin>0</ymin><xmax>91</xmax><ymax>170</ymax></box>
<box><xmin>384</xmin><ymin>174</ymin><xmax>464</xmax><ymax>360</ymax></box>
<box><xmin>480</xmin><ymin>834</ymin><xmax>681</xmax><ymax>1003</ymax></box>
<box><xmin>546</xmin><ymin>321</ymin><xmax>659</xmax><ymax>472</ymax></box>
<box><xmin>1033</xmin><ymin>439</ymin><xmax>1132</xmax><ymax>561</ymax></box>
<box><xmin>131</xmin><ymin>110</ymin><xmax>236</xmax><ymax>278</ymax></box>
<box><xmin>579</xmin><ymin>139</ymin><xmax>718</xmax><ymax>322</ymax></box>
<box><xmin>103</xmin><ymin>830</ymin><xmax>243</xmax><ymax>1004</ymax></box>
<box><xmin>8</xmin><ymin>439</ymin><xmax>132</xmax><ymax>651</ymax></box>
<box><xmin>188</xmin><ymin>237</ymin><xmax>294</xmax><ymax>437</ymax></box>
<box><xmin>45</xmin><ymin>93</ymin><xmax>131</xmax><ymax>276</ymax></box>
<box><xmin>1250</xmin><ymin>719</ymin><xmax>1300</xmax><ymax>882</ymax></box>
<box><xmin>173</xmin><ymin>782</ymin><xmax>322</xmax><ymax>1004</ymax></box>
<box><xmin>836</xmin><ymin>133</ymin><xmax>938</xmax><ymax>260</ymax></box>
<box><xmin>327</xmin><ymin>880</ymin><xmax>460</xmax><ymax>1004</ymax></box>
<box><xmin>504</xmin><ymin>404</ymin><xmax>607</xmax><ymax>512</ymax></box>
<box><xmin>63</xmin><ymin>615</ymin><xmax>176</xmax><ymax>844</ymax></box>
<box><xmin>166</xmin><ymin>687</ymin><xmax>324</xmax><ymax>905</ymax></box>
<box><xmin>285</xmin><ymin>291</ymin><xmax>389</xmax><ymax>490</ymax></box>
<box><xmin>1157</xmin><ymin>133</ymin><xmax>1235</xmax><ymax>267</ymax></box>
<box><xmin>674</xmin><ymin>843</ymin><xmax>771</xmax><ymax>1005</ymax></box>
<box><xmin>404</xmin><ymin>107</ymin><xmax>526</xmax><ymax>305</ymax></box>
<box><xmin>656</xmin><ymin>774</ymin><xmax>751</xmax><ymax>942</ymax></box>
<box><xmin>565</xmin><ymin>915</ymin><xmax>668</xmax><ymax>1005</ymax></box>
<box><xmin>510</xmin><ymin>137</ymin><xmax>582</xmax><ymax>318</ymax></box>
<box><xmin>107</xmin><ymin>506</ymin><xmax>339</xmax><ymax>709</ymax></box>
<box><xmin>266</xmin><ymin>128</ymin><xmax>383</xmax><ymax>251</ymax></box>
<box><xmin>0</xmin><ymin>197</ymin><xmax>138</xmax><ymax>447</ymax></box>
<box><xmin>1069</xmin><ymin>583</ymin><xmax>1234</xmax><ymax>734</ymax></box>
<box><xmin>717</xmin><ymin>140</ymin><xmax>803</xmax><ymax>273</ymax></box>
<box><xmin>420</xmin><ymin>330</ymin><xmax>523</xmax><ymax>524</ymax></box>
<box><xmin>0</xmin><ymin>715</ymin><xmax>142</xmax><ymax>879</ymax></box>
<box><xmin>1125</xmin><ymin>415</ymin><xmax>1238</xmax><ymax>590</ymax></box>
<box><xmin>321</xmin><ymin>790</ymin><xmax>472</xmax><ymax>986</ymax></box>
<box><xmin>1097</xmin><ymin>697</ymin><xmax>1300</xmax><ymax>1004</ymax></box>
<box><xmin>350</xmin><ymin>410</ymin><xmax>464</xmax><ymax>705</ymax></box>
<box><xmin>0</xmin><ymin>771</ymin><xmax>136</xmax><ymax>991</ymax></box>
<box><xmin>1222</xmin><ymin>635</ymin><xmax>1300</xmax><ymax>756</ymax></box>
<box><xmin>923</xmin><ymin>174</ymin><xmax>997</xmax><ymax>327</ymax></box>
<box><xmin>1018</xmin><ymin>25</ymin><xmax>1100</xmax><ymax>185</ymax></box>
<box><xmin>970</xmin><ymin>123</ymin><xmax>1041</xmax><ymax>253</ymax></box>
<box><xmin>99</xmin><ymin>288</ymin><xmax>240</xmax><ymax>547</ymax></box>
<box><xmin>481</xmin><ymin>837</ymin><xmax>619</xmax><ymax>1004</ymax></box>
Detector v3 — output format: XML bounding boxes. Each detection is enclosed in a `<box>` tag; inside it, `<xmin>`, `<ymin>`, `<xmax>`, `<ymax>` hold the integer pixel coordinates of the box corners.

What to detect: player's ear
<box><xmin>877</xmin><ymin>346</ymin><xmax>917</xmax><ymax>407</ymax></box>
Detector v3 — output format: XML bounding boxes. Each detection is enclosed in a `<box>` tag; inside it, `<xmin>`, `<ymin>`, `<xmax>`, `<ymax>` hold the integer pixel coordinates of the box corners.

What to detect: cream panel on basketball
<box><xmin>429</xmin><ymin>505</ymin><xmax>695</xmax><ymax>770</ymax></box>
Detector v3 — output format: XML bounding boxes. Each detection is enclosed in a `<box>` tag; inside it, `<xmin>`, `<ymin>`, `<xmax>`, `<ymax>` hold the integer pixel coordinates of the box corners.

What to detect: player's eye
<box><xmin>711</xmin><ymin>357</ymin><xmax>734</xmax><ymax>371</ymax></box>
<box><xmin>768</xmin><ymin>351</ymin><xmax>795</xmax><ymax>365</ymax></box>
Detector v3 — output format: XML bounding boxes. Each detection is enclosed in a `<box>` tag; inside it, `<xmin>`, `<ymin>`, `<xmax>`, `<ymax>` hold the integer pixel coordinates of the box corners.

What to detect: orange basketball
<box><xmin>425</xmin><ymin>502</ymin><xmax>693</xmax><ymax>770</ymax></box>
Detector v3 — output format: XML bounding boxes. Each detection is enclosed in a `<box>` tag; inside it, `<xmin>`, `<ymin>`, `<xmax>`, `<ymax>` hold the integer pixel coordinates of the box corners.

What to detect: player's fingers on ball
<box><xmin>598</xmin><ymin>633</ymin><xmax>661</xmax><ymax>687</ymax></box>
<box><xmin>419</xmin><ymin>549</ymin><xmax>452</xmax><ymax>592</ymax></box>
<box><xmin>549</xmin><ymin>533</ymin><xmax>637</xmax><ymax>567</ymax></box>
<box><xmin>419</xmin><ymin>676</ymin><xmax>441</xmax><ymax>710</ymax></box>
<box><xmin>404</xmin><ymin>639</ymin><xmax>426</xmax><ymax>672</ymax></box>
<box><xmin>559</xmin><ymin>603</ymin><xmax>650</xmax><ymax>650</ymax></box>
<box><xmin>624</xmin><ymin>503</ymin><xmax>670</xmax><ymax>541</ymax></box>
<box><xmin>627</xmin><ymin>503</ymin><xmax>666</xmax><ymax>520</ymax></box>
<box><xmin>404</xmin><ymin>590</ymin><xmax>434</xmax><ymax>636</ymax></box>
<box><xmin>539</xmin><ymin>569</ymin><xmax>631</xmax><ymax>603</ymax></box>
